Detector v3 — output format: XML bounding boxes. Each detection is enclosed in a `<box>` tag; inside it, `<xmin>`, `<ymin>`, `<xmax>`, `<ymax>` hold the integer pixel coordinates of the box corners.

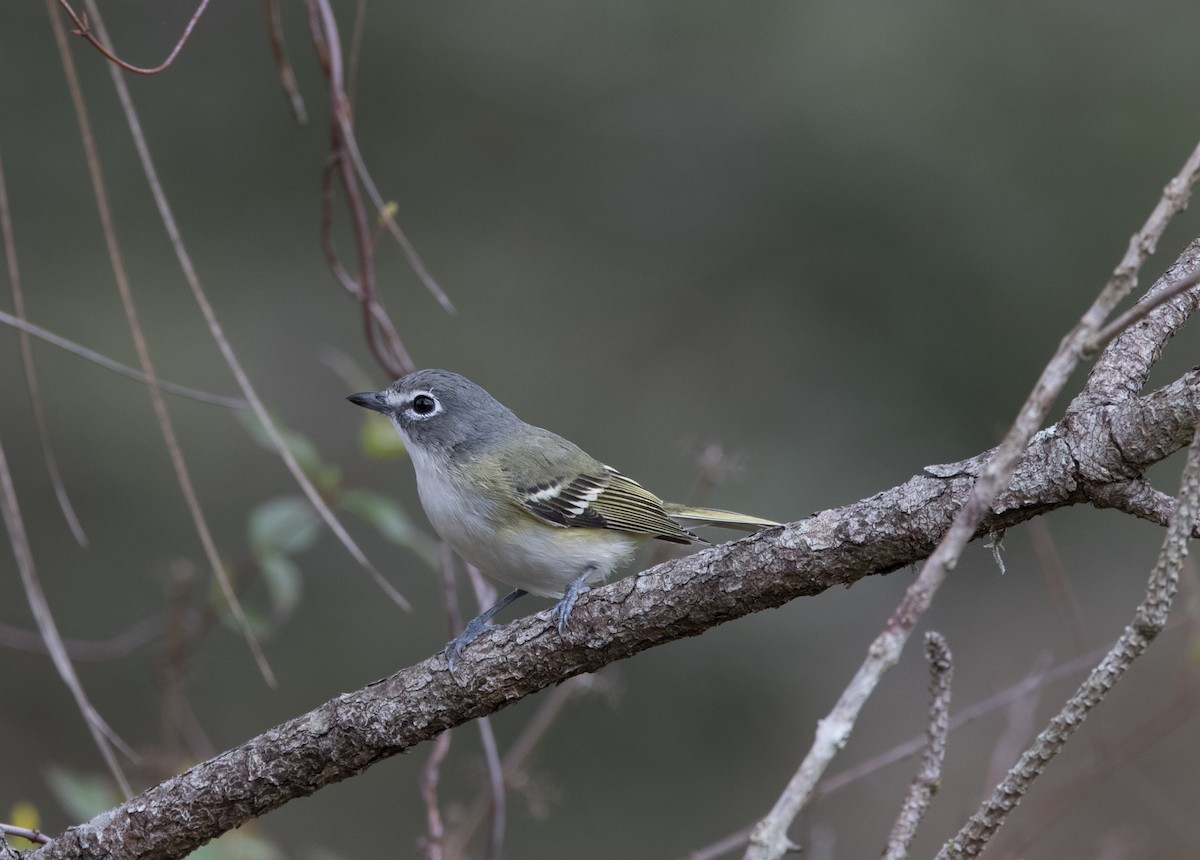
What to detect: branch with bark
<box><xmin>27</xmin><ymin>301</ymin><xmax>1200</xmax><ymax>857</ymax></box>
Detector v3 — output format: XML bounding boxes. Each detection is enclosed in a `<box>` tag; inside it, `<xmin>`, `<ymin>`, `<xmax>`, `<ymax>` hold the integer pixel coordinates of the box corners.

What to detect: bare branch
<box><xmin>27</xmin><ymin>372</ymin><xmax>1200</xmax><ymax>860</ymax></box>
<box><xmin>76</xmin><ymin>0</ymin><xmax>411</xmax><ymax>612</ymax></box>
<box><xmin>0</xmin><ymin>152</ymin><xmax>87</xmax><ymax>546</ymax></box>
<box><xmin>0</xmin><ymin>617</ymin><xmax>158</xmax><ymax>662</ymax></box>
<box><xmin>1082</xmin><ymin>266</ymin><xmax>1200</xmax><ymax>358</ymax></box>
<box><xmin>309</xmin><ymin>0</ymin><xmax>416</xmax><ymax>378</ymax></box>
<box><xmin>418</xmin><ymin>732</ymin><xmax>452</xmax><ymax>860</ymax></box>
<box><xmin>0</xmin><ymin>309</ymin><xmax>248</xmax><ymax>408</ymax></box>
<box><xmin>475</xmin><ymin>715</ymin><xmax>506</xmax><ymax>860</ymax></box>
<box><xmin>743</xmin><ymin>136</ymin><xmax>1200</xmax><ymax>859</ymax></box>
<box><xmin>55</xmin><ymin>0</ymin><xmax>211</xmax><ymax>75</ymax></box>
<box><xmin>264</xmin><ymin>0</ymin><xmax>308</xmax><ymax>124</ymax></box>
<box><xmin>881</xmin><ymin>632</ymin><xmax>952</xmax><ymax>860</ymax></box>
<box><xmin>0</xmin><ymin>433</ymin><xmax>133</xmax><ymax>797</ymax></box>
<box><xmin>1</xmin><ymin>824</ymin><xmax>50</xmax><ymax>845</ymax></box>
<box><xmin>48</xmin><ymin>0</ymin><xmax>276</xmax><ymax>688</ymax></box>
<box><xmin>936</xmin><ymin>423</ymin><xmax>1200</xmax><ymax>859</ymax></box>
<box><xmin>448</xmin><ymin>675</ymin><xmax>600</xmax><ymax>854</ymax></box>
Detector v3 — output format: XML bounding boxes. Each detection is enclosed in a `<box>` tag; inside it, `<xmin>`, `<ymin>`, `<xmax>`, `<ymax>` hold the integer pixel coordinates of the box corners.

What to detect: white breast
<box><xmin>406</xmin><ymin>445</ymin><xmax>638</xmax><ymax>598</ymax></box>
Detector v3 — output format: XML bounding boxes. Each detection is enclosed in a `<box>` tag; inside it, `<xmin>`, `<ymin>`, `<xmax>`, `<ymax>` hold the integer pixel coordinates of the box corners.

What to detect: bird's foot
<box><xmin>551</xmin><ymin>567</ymin><xmax>595</xmax><ymax>637</ymax></box>
<box><xmin>443</xmin><ymin>588</ymin><xmax>527</xmax><ymax>672</ymax></box>
<box><xmin>443</xmin><ymin>616</ymin><xmax>494</xmax><ymax>671</ymax></box>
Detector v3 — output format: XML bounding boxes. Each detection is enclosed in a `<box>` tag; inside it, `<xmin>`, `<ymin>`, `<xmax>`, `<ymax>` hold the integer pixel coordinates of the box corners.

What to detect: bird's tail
<box><xmin>663</xmin><ymin>503</ymin><xmax>780</xmax><ymax>533</ymax></box>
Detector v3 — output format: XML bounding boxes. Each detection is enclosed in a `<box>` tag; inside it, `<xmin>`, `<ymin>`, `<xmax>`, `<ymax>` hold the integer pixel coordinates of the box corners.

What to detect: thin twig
<box><xmin>264</xmin><ymin>0</ymin><xmax>308</xmax><ymax>124</ymax></box>
<box><xmin>0</xmin><ymin>152</ymin><xmax>87</xmax><ymax>546</ymax></box>
<box><xmin>1082</xmin><ymin>266</ymin><xmax>1200</xmax><ymax>357</ymax></box>
<box><xmin>0</xmin><ymin>310</ymin><xmax>248</xmax><ymax>409</ymax></box>
<box><xmin>25</xmin><ymin>366</ymin><xmax>1200</xmax><ymax>858</ymax></box>
<box><xmin>419</xmin><ymin>732</ymin><xmax>452</xmax><ymax>860</ymax></box>
<box><xmin>0</xmin><ymin>433</ymin><xmax>133</xmax><ymax>797</ymax></box>
<box><xmin>0</xmin><ymin>617</ymin><xmax>158</xmax><ymax>661</ymax></box>
<box><xmin>937</xmin><ymin>422</ymin><xmax>1200</xmax><ymax>858</ymax></box>
<box><xmin>78</xmin><ymin>0</ymin><xmax>411</xmax><ymax>612</ymax></box>
<box><xmin>308</xmin><ymin>0</ymin><xmax>415</xmax><ymax>378</ymax></box>
<box><xmin>346</xmin><ymin>0</ymin><xmax>367</xmax><ymax>110</ymax></box>
<box><xmin>881</xmin><ymin>632</ymin><xmax>952</xmax><ymax>860</ymax></box>
<box><xmin>1000</xmin><ymin>653</ymin><xmax>1200</xmax><ymax>855</ymax></box>
<box><xmin>475</xmin><ymin>715</ymin><xmax>506</xmax><ymax>860</ymax></box>
<box><xmin>55</xmin><ymin>0</ymin><xmax>211</xmax><ymax>75</ymax></box>
<box><xmin>317</xmin><ymin>160</ymin><xmax>412</xmax><ymax>366</ymax></box>
<box><xmin>682</xmin><ymin>578</ymin><xmax>1193</xmax><ymax>860</ymax></box>
<box><xmin>49</xmin><ymin>0</ymin><xmax>277</xmax><ymax>688</ymax></box>
<box><xmin>305</xmin><ymin>0</ymin><xmax>454</xmax><ymax>316</ymax></box>
<box><xmin>460</xmin><ymin>562</ymin><xmax>506</xmax><ymax>860</ymax></box>
<box><xmin>340</xmin><ymin>120</ymin><xmax>456</xmax><ymax>315</ymax></box>
<box><xmin>742</xmin><ymin>133</ymin><xmax>1200</xmax><ymax>860</ymax></box>
<box><xmin>448</xmin><ymin>676</ymin><xmax>599</xmax><ymax>855</ymax></box>
<box><xmin>0</xmin><ymin>824</ymin><xmax>50</xmax><ymax>845</ymax></box>
<box><xmin>419</xmin><ymin>543</ymin><xmax>461</xmax><ymax>858</ymax></box>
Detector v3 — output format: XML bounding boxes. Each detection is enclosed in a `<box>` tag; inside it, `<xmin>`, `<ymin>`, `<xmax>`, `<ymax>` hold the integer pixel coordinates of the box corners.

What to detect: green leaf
<box><xmin>249</xmin><ymin>497</ymin><xmax>320</xmax><ymax>557</ymax></box>
<box><xmin>339</xmin><ymin>489</ymin><xmax>440</xmax><ymax>567</ymax></box>
<box><xmin>260</xmin><ymin>553</ymin><xmax>303</xmax><ymax>621</ymax></box>
<box><xmin>359</xmin><ymin>414</ymin><xmax>407</xmax><ymax>459</ymax></box>
<box><xmin>339</xmin><ymin>489</ymin><xmax>413</xmax><ymax>543</ymax></box>
<box><xmin>239</xmin><ymin>411</ymin><xmax>323</xmax><ymax>474</ymax></box>
<box><xmin>45</xmin><ymin>767</ymin><xmax>121</xmax><ymax>821</ymax></box>
<box><xmin>211</xmin><ymin>593</ymin><xmax>273</xmax><ymax>638</ymax></box>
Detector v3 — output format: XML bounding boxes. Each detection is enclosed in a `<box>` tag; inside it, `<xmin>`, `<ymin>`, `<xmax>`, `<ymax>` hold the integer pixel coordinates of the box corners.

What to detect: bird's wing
<box><xmin>517</xmin><ymin>467</ymin><xmax>702</xmax><ymax>545</ymax></box>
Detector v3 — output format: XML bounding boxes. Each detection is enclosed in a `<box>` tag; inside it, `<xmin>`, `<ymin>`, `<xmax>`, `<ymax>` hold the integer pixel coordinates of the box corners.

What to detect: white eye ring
<box><xmin>405</xmin><ymin>390</ymin><xmax>442</xmax><ymax>419</ymax></box>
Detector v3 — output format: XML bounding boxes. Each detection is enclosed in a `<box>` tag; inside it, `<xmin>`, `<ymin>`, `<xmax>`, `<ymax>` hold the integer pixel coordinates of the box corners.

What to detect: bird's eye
<box><xmin>411</xmin><ymin>394</ymin><xmax>438</xmax><ymax>416</ymax></box>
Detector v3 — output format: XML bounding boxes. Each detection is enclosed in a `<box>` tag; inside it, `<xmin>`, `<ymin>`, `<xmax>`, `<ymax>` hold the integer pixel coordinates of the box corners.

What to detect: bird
<box><xmin>348</xmin><ymin>369</ymin><xmax>779</xmax><ymax>666</ymax></box>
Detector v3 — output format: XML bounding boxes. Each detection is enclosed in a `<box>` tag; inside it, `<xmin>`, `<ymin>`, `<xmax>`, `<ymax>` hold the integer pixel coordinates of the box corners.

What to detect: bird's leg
<box><xmin>445</xmin><ymin>588</ymin><xmax>527</xmax><ymax>669</ymax></box>
<box><xmin>551</xmin><ymin>565</ymin><xmax>597</xmax><ymax>637</ymax></box>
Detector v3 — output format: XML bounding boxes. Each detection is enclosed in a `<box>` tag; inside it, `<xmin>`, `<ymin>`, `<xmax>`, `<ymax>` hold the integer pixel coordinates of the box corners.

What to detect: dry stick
<box><xmin>264</xmin><ymin>0</ymin><xmax>308</xmax><ymax>124</ymax></box>
<box><xmin>458</xmin><ymin>563</ymin><xmax>507</xmax><ymax>860</ymax></box>
<box><xmin>0</xmin><ymin>434</ymin><xmax>133</xmax><ymax>797</ymax></box>
<box><xmin>55</xmin><ymin>0</ymin><xmax>211</xmax><ymax>75</ymax></box>
<box><xmin>448</xmin><ymin>676</ymin><xmax>599</xmax><ymax>855</ymax></box>
<box><xmin>308</xmin><ymin>0</ymin><xmax>414</xmax><ymax>378</ymax></box>
<box><xmin>0</xmin><ymin>617</ymin><xmax>158</xmax><ymax>661</ymax></box>
<box><xmin>681</xmin><ymin>632</ymin><xmax>1168</xmax><ymax>860</ymax></box>
<box><xmin>305</xmin><ymin>0</ymin><xmax>453</xmax><ymax>316</ymax></box>
<box><xmin>937</xmin><ymin>423</ymin><xmax>1200</xmax><ymax>859</ymax></box>
<box><xmin>424</xmin><ymin>549</ymin><xmax>506</xmax><ymax>860</ymax></box>
<box><xmin>741</xmin><ymin>136</ymin><xmax>1200</xmax><ymax>860</ymax></box>
<box><xmin>318</xmin><ymin>160</ymin><xmax>412</xmax><ymax>357</ymax></box>
<box><xmin>1000</xmin><ymin>674</ymin><xmax>1199</xmax><ymax>856</ymax></box>
<box><xmin>419</xmin><ymin>732</ymin><xmax>453</xmax><ymax>860</ymax></box>
<box><xmin>994</xmin><ymin>568</ymin><xmax>1199</xmax><ymax>854</ymax></box>
<box><xmin>25</xmin><ymin>373</ymin><xmax>1200</xmax><ymax>860</ymax></box>
<box><xmin>0</xmin><ymin>153</ymin><xmax>87</xmax><ymax>546</ymax></box>
<box><xmin>0</xmin><ymin>310</ymin><xmax>248</xmax><ymax>408</ymax></box>
<box><xmin>476</xmin><ymin>713</ymin><xmax>506</xmax><ymax>860</ymax></box>
<box><xmin>47</xmin><ymin>2</ymin><xmax>276</xmax><ymax>688</ymax></box>
<box><xmin>346</xmin><ymin>0</ymin><xmax>368</xmax><ymax>110</ymax></box>
<box><xmin>881</xmin><ymin>632</ymin><xmax>952</xmax><ymax>860</ymax></box>
<box><xmin>78</xmin><ymin>0</ymin><xmax>412</xmax><ymax>612</ymax></box>
<box><xmin>1083</xmin><ymin>265</ymin><xmax>1200</xmax><ymax>357</ymax></box>
<box><xmin>419</xmin><ymin>544</ymin><xmax>462</xmax><ymax>860</ymax></box>
<box><xmin>0</xmin><ymin>824</ymin><xmax>49</xmax><ymax>845</ymax></box>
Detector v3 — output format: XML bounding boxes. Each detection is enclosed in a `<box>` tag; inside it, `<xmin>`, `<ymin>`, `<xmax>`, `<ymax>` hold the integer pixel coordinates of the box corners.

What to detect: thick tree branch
<box><xmin>936</xmin><ymin>421</ymin><xmax>1200</xmax><ymax>859</ymax></box>
<box><xmin>29</xmin><ymin>368</ymin><xmax>1200</xmax><ymax>860</ymax></box>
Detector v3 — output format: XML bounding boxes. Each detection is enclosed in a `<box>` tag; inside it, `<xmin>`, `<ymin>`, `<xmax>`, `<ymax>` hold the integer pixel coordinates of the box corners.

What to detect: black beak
<box><xmin>347</xmin><ymin>391</ymin><xmax>389</xmax><ymax>414</ymax></box>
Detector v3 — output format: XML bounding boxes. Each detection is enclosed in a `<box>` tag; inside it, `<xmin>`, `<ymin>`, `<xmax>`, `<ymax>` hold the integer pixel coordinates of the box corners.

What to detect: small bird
<box><xmin>348</xmin><ymin>370</ymin><xmax>779</xmax><ymax>665</ymax></box>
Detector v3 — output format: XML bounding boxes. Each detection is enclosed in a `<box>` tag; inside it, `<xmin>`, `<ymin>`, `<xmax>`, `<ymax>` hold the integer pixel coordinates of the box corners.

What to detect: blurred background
<box><xmin>2</xmin><ymin>1</ymin><xmax>1200</xmax><ymax>858</ymax></box>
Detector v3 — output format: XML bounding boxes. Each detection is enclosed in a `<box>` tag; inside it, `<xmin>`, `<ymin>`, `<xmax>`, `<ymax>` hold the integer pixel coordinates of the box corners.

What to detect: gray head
<box><xmin>347</xmin><ymin>369</ymin><xmax>522</xmax><ymax>456</ymax></box>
